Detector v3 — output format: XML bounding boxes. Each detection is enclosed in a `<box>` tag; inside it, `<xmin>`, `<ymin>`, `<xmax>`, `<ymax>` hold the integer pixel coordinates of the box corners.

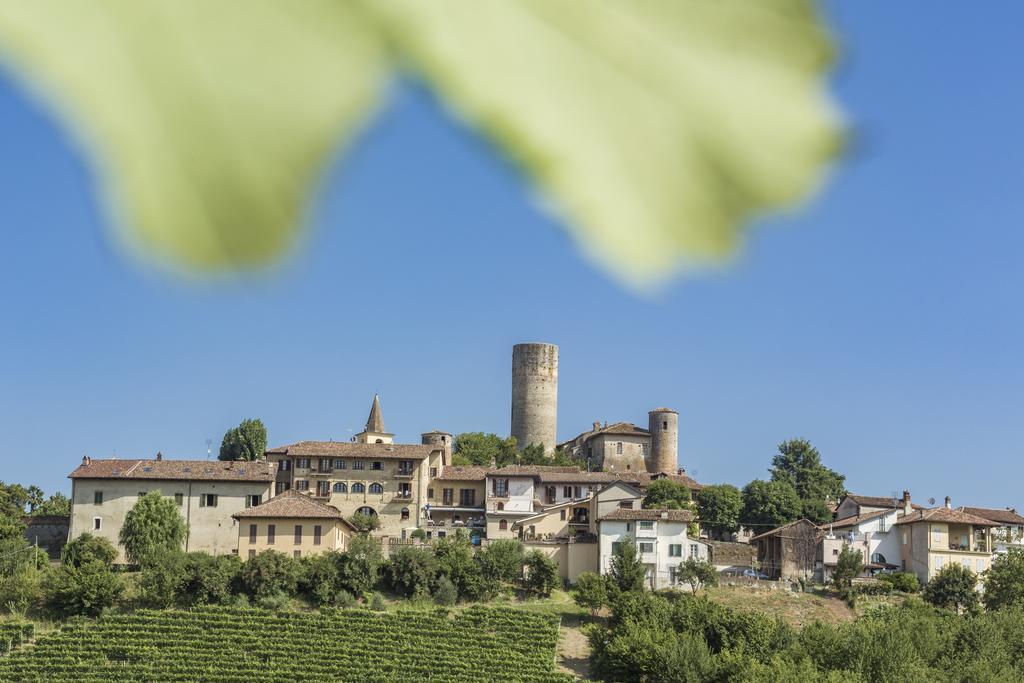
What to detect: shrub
<box><xmin>388</xmin><ymin>547</ymin><xmax>439</xmax><ymax>598</ymax></box>
<box><xmin>436</xmin><ymin>535</ymin><xmax>493</xmax><ymax>600</ymax></box>
<box><xmin>118</xmin><ymin>491</ymin><xmax>187</xmax><ymax>565</ymax></box>
<box><xmin>433</xmin><ymin>576</ymin><xmax>458</xmax><ymax>606</ymax></box>
<box><xmin>349</xmin><ymin>513</ymin><xmax>380</xmax><ymax>533</ymax></box>
<box><xmin>339</xmin><ymin>535</ymin><xmax>383</xmax><ymax>597</ymax></box>
<box><xmin>182</xmin><ymin>552</ymin><xmax>241</xmax><ymax>605</ymax></box>
<box><xmin>984</xmin><ymin>547</ymin><xmax>1024</xmax><ymax>611</ymax></box>
<box><xmin>335</xmin><ymin>590</ymin><xmax>356</xmax><ymax>608</ymax></box>
<box><xmin>854</xmin><ymin>581</ymin><xmax>894</xmax><ymax>596</ymax></box>
<box><xmin>609</xmin><ymin>536</ymin><xmax>647</xmax><ymax>593</ymax></box>
<box><xmin>675</xmin><ymin>558</ymin><xmax>718</xmax><ymax>594</ymax></box>
<box><xmin>139</xmin><ymin>548</ymin><xmax>188</xmax><ymax>608</ymax></box>
<box><xmin>410</xmin><ymin>528</ymin><xmax>427</xmax><ymax>541</ymax></box>
<box><xmin>476</xmin><ymin>539</ymin><xmax>524</xmax><ymax>584</ymax></box>
<box><xmin>572</xmin><ymin>572</ymin><xmax>609</xmax><ymax>615</ymax></box>
<box><xmin>240</xmin><ymin>550</ymin><xmax>300</xmax><ymax>599</ymax></box>
<box><xmin>45</xmin><ymin>561</ymin><xmax>123</xmax><ymax>617</ymax></box>
<box><xmin>924</xmin><ymin>563</ymin><xmax>978</xmax><ymax>613</ymax></box>
<box><xmin>0</xmin><ymin>568</ymin><xmax>43</xmax><ymax>615</ymax></box>
<box><xmin>256</xmin><ymin>590</ymin><xmax>292</xmax><ymax>611</ymax></box>
<box><xmin>300</xmin><ymin>551</ymin><xmax>343</xmax><ymax>606</ymax></box>
<box><xmin>877</xmin><ymin>572</ymin><xmax>920</xmax><ymax>593</ymax></box>
<box><xmin>523</xmin><ymin>551</ymin><xmax>559</xmax><ymax>598</ymax></box>
<box><xmin>61</xmin><ymin>533</ymin><xmax>117</xmax><ymax>569</ymax></box>
<box><xmin>367</xmin><ymin>592</ymin><xmax>386</xmax><ymax>611</ymax></box>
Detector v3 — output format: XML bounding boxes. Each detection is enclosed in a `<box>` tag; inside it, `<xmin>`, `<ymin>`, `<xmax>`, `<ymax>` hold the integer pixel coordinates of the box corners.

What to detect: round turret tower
<box><xmin>421</xmin><ymin>430</ymin><xmax>453</xmax><ymax>463</ymax></box>
<box><xmin>647</xmin><ymin>407</ymin><xmax>679</xmax><ymax>474</ymax></box>
<box><xmin>511</xmin><ymin>343</ymin><xmax>559</xmax><ymax>454</ymax></box>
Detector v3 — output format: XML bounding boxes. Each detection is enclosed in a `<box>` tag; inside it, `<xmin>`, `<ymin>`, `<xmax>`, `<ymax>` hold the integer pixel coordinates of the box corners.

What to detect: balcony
<box><xmin>393</xmin><ymin>493</ymin><xmax>414</xmax><ymax>503</ymax></box>
<box><xmin>394</xmin><ymin>470</ymin><xmax>415</xmax><ymax>479</ymax></box>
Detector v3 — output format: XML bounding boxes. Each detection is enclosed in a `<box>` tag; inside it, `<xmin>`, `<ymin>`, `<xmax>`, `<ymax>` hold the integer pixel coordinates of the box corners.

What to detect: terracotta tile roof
<box><xmin>895</xmin><ymin>507</ymin><xmax>999</xmax><ymax>526</ymax></box>
<box><xmin>614</xmin><ymin>471</ymin><xmax>703</xmax><ymax>491</ymax></box>
<box><xmin>267</xmin><ymin>441</ymin><xmax>435</xmax><ymax>459</ymax></box>
<box><xmin>749</xmin><ymin>519</ymin><xmax>820</xmax><ymax>542</ymax></box>
<box><xmin>829</xmin><ymin>509</ymin><xmax>892</xmax><ymax>529</ymax></box>
<box><xmin>559</xmin><ymin>421</ymin><xmax>650</xmax><ymax>448</ymax></box>
<box><xmin>69</xmin><ymin>458</ymin><xmax>276</xmax><ymax>482</ymax></box>
<box><xmin>485</xmin><ymin>465</ymin><xmax>582</xmax><ymax>477</ymax></box>
<box><xmin>232</xmin><ymin>489</ymin><xmax>350</xmax><ymax>522</ymax></box>
<box><xmin>537</xmin><ymin>471</ymin><xmax>615</xmax><ymax>484</ymax></box>
<box><xmin>843</xmin><ymin>494</ymin><xmax>923</xmax><ymax>510</ymax></box>
<box><xmin>959</xmin><ymin>507</ymin><xmax>1024</xmax><ymax>526</ymax></box>
<box><xmin>600</xmin><ymin>508</ymin><xmax>693</xmax><ymax>523</ymax></box>
<box><xmin>434</xmin><ymin>466</ymin><xmax>489</xmax><ymax>481</ymax></box>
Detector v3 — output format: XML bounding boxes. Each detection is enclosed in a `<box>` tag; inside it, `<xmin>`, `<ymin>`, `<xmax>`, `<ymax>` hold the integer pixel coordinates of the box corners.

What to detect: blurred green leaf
<box><xmin>0</xmin><ymin>1</ymin><xmax>840</xmax><ymax>285</ymax></box>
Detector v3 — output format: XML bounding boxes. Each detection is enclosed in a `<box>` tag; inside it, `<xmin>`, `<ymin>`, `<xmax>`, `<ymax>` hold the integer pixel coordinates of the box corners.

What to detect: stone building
<box><xmin>559</xmin><ymin>407</ymin><xmax>683</xmax><ymax>475</ymax></box>
<box><xmin>510</xmin><ymin>343</ymin><xmax>558</xmax><ymax>453</ymax></box>
<box><xmin>425</xmin><ymin>465</ymin><xmax>487</xmax><ymax>536</ymax></box>
<box><xmin>68</xmin><ymin>455</ymin><xmax>277</xmax><ymax>563</ymax></box>
<box><xmin>232</xmin><ymin>488</ymin><xmax>356</xmax><ymax>559</ymax></box>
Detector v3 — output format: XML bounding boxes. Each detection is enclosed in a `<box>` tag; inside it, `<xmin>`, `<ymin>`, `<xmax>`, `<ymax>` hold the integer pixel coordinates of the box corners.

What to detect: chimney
<box><xmin>677</xmin><ymin>468</ymin><xmax>685</xmax><ymax>476</ymax></box>
<box><xmin>82</xmin><ymin>454</ymin><xmax>91</xmax><ymax>466</ymax></box>
<box><xmin>902</xmin><ymin>490</ymin><xmax>912</xmax><ymax>515</ymax></box>
<box><xmin>593</xmin><ymin>420</ymin><xmax>601</xmax><ymax>431</ymax></box>
<box><xmin>155</xmin><ymin>451</ymin><xmax>163</xmax><ymax>461</ymax></box>
<box><xmin>603</xmin><ymin>421</ymin><xmax>608</xmax><ymax>429</ymax></box>
<box><xmin>944</xmin><ymin>496</ymin><xmax>952</xmax><ymax>510</ymax></box>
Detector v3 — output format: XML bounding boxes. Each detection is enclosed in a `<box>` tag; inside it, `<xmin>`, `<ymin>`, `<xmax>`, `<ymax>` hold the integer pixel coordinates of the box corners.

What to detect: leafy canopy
<box><xmin>62</xmin><ymin>533</ymin><xmax>117</xmax><ymax>569</ymax></box>
<box><xmin>0</xmin><ymin>2</ymin><xmax>839</xmax><ymax>287</ymax></box>
<box><xmin>676</xmin><ymin>558</ymin><xmax>718</xmax><ymax>594</ymax></box>
<box><xmin>984</xmin><ymin>547</ymin><xmax>1024</xmax><ymax>611</ymax></box>
<box><xmin>609</xmin><ymin>536</ymin><xmax>647</xmax><ymax>594</ymax></box>
<box><xmin>923</xmin><ymin>563</ymin><xmax>979</xmax><ymax>614</ymax></box>
<box><xmin>119</xmin><ymin>490</ymin><xmax>187</xmax><ymax>565</ymax></box>
<box><xmin>740</xmin><ymin>479</ymin><xmax>801</xmax><ymax>528</ymax></box>
<box><xmin>696</xmin><ymin>484</ymin><xmax>743</xmax><ymax>538</ymax></box>
<box><xmin>642</xmin><ymin>479</ymin><xmax>692</xmax><ymax>510</ymax></box>
<box><xmin>218</xmin><ymin>418</ymin><xmax>268</xmax><ymax>462</ymax></box>
<box><xmin>769</xmin><ymin>438</ymin><xmax>846</xmax><ymax>524</ymax></box>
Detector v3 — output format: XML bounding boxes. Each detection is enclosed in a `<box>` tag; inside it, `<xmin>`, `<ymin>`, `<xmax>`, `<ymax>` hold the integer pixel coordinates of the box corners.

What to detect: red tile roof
<box><xmin>69</xmin><ymin>458</ymin><xmax>276</xmax><ymax>482</ymax></box>
<box><xmin>267</xmin><ymin>441</ymin><xmax>435</xmax><ymax>459</ymax></box>
<box><xmin>959</xmin><ymin>507</ymin><xmax>1024</xmax><ymax>526</ymax></box>
<box><xmin>485</xmin><ymin>465</ymin><xmax>582</xmax><ymax>477</ymax></box>
<box><xmin>749</xmin><ymin>519</ymin><xmax>820</xmax><ymax>542</ymax></box>
<box><xmin>434</xmin><ymin>466</ymin><xmax>489</xmax><ymax>482</ymax></box>
<box><xmin>232</xmin><ymin>489</ymin><xmax>349</xmax><ymax>522</ymax></box>
<box><xmin>895</xmin><ymin>508</ymin><xmax>999</xmax><ymax>526</ymax></box>
<box><xmin>829</xmin><ymin>509</ymin><xmax>892</xmax><ymax>529</ymax></box>
<box><xmin>599</xmin><ymin>508</ymin><xmax>693</xmax><ymax>523</ymax></box>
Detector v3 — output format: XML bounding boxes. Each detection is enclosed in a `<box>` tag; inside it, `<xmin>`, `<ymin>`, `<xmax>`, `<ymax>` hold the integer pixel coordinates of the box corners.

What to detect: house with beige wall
<box><xmin>896</xmin><ymin>500</ymin><xmax>997</xmax><ymax>584</ymax></box>
<box><xmin>425</xmin><ymin>466</ymin><xmax>486</xmax><ymax>537</ymax></box>
<box><xmin>68</xmin><ymin>455</ymin><xmax>276</xmax><ymax>563</ymax></box>
<box><xmin>232</xmin><ymin>489</ymin><xmax>355</xmax><ymax>558</ymax></box>
<box><xmin>959</xmin><ymin>506</ymin><xmax>1024</xmax><ymax>555</ymax></box>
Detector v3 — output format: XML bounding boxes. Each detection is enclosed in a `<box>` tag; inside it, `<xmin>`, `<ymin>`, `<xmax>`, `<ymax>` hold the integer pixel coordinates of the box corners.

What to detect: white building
<box><xmin>821</xmin><ymin>507</ymin><xmax>902</xmax><ymax>581</ymax></box>
<box><xmin>598</xmin><ymin>508</ymin><xmax>708</xmax><ymax>589</ymax></box>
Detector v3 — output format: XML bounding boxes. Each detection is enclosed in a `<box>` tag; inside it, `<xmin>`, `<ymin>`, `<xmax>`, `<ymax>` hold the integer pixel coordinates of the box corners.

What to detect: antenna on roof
<box><xmin>891</xmin><ymin>490</ymin><xmax>899</xmax><ymax>507</ymax></box>
<box><xmin>206</xmin><ymin>438</ymin><xmax>213</xmax><ymax>460</ymax></box>
<box><xmin>928</xmin><ymin>497</ymin><xmax>936</xmax><ymax>506</ymax></box>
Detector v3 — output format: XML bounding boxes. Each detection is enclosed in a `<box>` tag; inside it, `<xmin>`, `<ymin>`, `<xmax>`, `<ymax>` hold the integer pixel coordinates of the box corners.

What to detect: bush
<box><xmin>139</xmin><ymin>548</ymin><xmax>187</xmax><ymax>608</ymax></box>
<box><xmin>854</xmin><ymin>580</ymin><xmax>894</xmax><ymax>596</ymax></box>
<box><xmin>240</xmin><ymin>550</ymin><xmax>300</xmax><ymax>599</ymax></box>
<box><xmin>877</xmin><ymin>572</ymin><xmax>920</xmax><ymax>593</ymax></box>
<box><xmin>476</xmin><ymin>539</ymin><xmax>524</xmax><ymax>584</ymax></box>
<box><xmin>300</xmin><ymin>551</ymin><xmax>343</xmax><ymax>606</ymax></box>
<box><xmin>410</xmin><ymin>528</ymin><xmax>427</xmax><ymax>541</ymax></box>
<box><xmin>609</xmin><ymin>537</ymin><xmax>647</xmax><ymax>593</ymax></box>
<box><xmin>523</xmin><ymin>551</ymin><xmax>559</xmax><ymax>598</ymax></box>
<box><xmin>388</xmin><ymin>547</ymin><xmax>439</xmax><ymax>598</ymax></box>
<box><xmin>675</xmin><ymin>558</ymin><xmax>718</xmax><ymax>594</ymax></box>
<box><xmin>61</xmin><ymin>533</ymin><xmax>117</xmax><ymax>569</ymax></box>
<box><xmin>256</xmin><ymin>590</ymin><xmax>292</xmax><ymax>611</ymax></box>
<box><xmin>572</xmin><ymin>572</ymin><xmax>609</xmax><ymax>615</ymax></box>
<box><xmin>923</xmin><ymin>563</ymin><xmax>978</xmax><ymax>613</ymax></box>
<box><xmin>45</xmin><ymin>561</ymin><xmax>123</xmax><ymax>617</ymax></box>
<box><xmin>0</xmin><ymin>568</ymin><xmax>43</xmax><ymax>615</ymax></box>
<box><xmin>338</xmin><ymin>535</ymin><xmax>383</xmax><ymax>597</ymax></box>
<box><xmin>984</xmin><ymin>547</ymin><xmax>1024</xmax><ymax>611</ymax></box>
<box><xmin>182</xmin><ymin>552</ymin><xmax>241</xmax><ymax>605</ymax></box>
<box><xmin>349</xmin><ymin>513</ymin><xmax>380</xmax><ymax>533</ymax></box>
<box><xmin>435</xmin><ymin>536</ymin><xmax>493</xmax><ymax>600</ymax></box>
<box><xmin>367</xmin><ymin>592</ymin><xmax>386</xmax><ymax>611</ymax></box>
<box><xmin>334</xmin><ymin>590</ymin><xmax>356</xmax><ymax>608</ymax></box>
<box><xmin>118</xmin><ymin>491</ymin><xmax>187</xmax><ymax>565</ymax></box>
<box><xmin>433</xmin><ymin>576</ymin><xmax>458</xmax><ymax>606</ymax></box>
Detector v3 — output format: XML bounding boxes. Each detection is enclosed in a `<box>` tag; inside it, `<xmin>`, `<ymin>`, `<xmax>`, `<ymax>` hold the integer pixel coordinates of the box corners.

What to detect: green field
<box><xmin>0</xmin><ymin>606</ymin><xmax>574</xmax><ymax>682</ymax></box>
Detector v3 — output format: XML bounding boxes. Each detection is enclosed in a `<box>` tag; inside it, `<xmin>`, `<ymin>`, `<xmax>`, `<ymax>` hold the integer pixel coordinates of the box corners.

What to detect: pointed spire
<box><xmin>365</xmin><ymin>394</ymin><xmax>385</xmax><ymax>433</ymax></box>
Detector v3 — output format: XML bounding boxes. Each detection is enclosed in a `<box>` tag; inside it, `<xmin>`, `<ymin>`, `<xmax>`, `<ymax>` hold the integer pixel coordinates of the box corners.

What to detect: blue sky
<box><xmin>1</xmin><ymin>3</ymin><xmax>1021</xmax><ymax>509</ymax></box>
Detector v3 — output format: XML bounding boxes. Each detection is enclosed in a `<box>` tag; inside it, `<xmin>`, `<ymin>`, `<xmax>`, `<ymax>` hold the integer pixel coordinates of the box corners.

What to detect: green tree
<box><xmin>676</xmin><ymin>558</ymin><xmax>718</xmax><ymax>594</ymax></box>
<box><xmin>300</xmin><ymin>551</ymin><xmax>343</xmax><ymax>606</ymax></box>
<box><xmin>769</xmin><ymin>438</ymin><xmax>845</xmax><ymax>524</ymax></box>
<box><xmin>240</xmin><ymin>550</ymin><xmax>300</xmax><ymax>599</ymax></box>
<box><xmin>924</xmin><ymin>563</ymin><xmax>978</xmax><ymax>613</ymax></box>
<box><xmin>695</xmin><ymin>484</ymin><xmax>743</xmax><ymax>539</ymax></box>
<box><xmin>118</xmin><ymin>490</ymin><xmax>187</xmax><ymax>565</ymax></box>
<box><xmin>338</xmin><ymin>534</ymin><xmax>382</xmax><ymax>597</ymax></box>
<box><xmin>740</xmin><ymin>479</ymin><xmax>801</xmax><ymax>528</ymax></box>
<box><xmin>182</xmin><ymin>552</ymin><xmax>241</xmax><ymax>605</ymax></box>
<box><xmin>387</xmin><ymin>546</ymin><xmax>439</xmax><ymax>598</ymax></box>
<box><xmin>139</xmin><ymin>548</ymin><xmax>188</xmax><ymax>608</ymax></box>
<box><xmin>452</xmin><ymin>432</ymin><xmax>518</xmax><ymax>467</ymax></box>
<box><xmin>523</xmin><ymin>550</ymin><xmax>559</xmax><ymax>598</ymax></box>
<box><xmin>435</xmin><ymin>535</ymin><xmax>491</xmax><ymax>600</ymax></box>
<box><xmin>609</xmin><ymin>537</ymin><xmax>647</xmax><ymax>593</ymax></box>
<box><xmin>476</xmin><ymin>539</ymin><xmax>524</xmax><ymax>584</ymax></box>
<box><xmin>62</xmin><ymin>533</ymin><xmax>117</xmax><ymax>569</ymax></box>
<box><xmin>984</xmin><ymin>547</ymin><xmax>1024</xmax><ymax>611</ymax></box>
<box><xmin>409</xmin><ymin>528</ymin><xmax>427</xmax><ymax>541</ymax></box>
<box><xmin>643</xmin><ymin>479</ymin><xmax>692</xmax><ymax>510</ymax></box>
<box><xmin>25</xmin><ymin>486</ymin><xmax>44</xmax><ymax>513</ymax></box>
<box><xmin>0</xmin><ymin>482</ymin><xmax>29</xmax><ymax>519</ymax></box>
<box><xmin>831</xmin><ymin>545</ymin><xmax>863</xmax><ymax>597</ymax></box>
<box><xmin>433</xmin><ymin>575</ymin><xmax>458</xmax><ymax>606</ymax></box>
<box><xmin>573</xmin><ymin>572</ymin><xmax>609</xmax><ymax>615</ymax></box>
<box><xmin>32</xmin><ymin>492</ymin><xmax>71</xmax><ymax>517</ymax></box>
<box><xmin>218</xmin><ymin>418</ymin><xmax>268</xmax><ymax>461</ymax></box>
<box><xmin>45</xmin><ymin>561</ymin><xmax>123</xmax><ymax>617</ymax></box>
<box><xmin>349</xmin><ymin>512</ymin><xmax>380</xmax><ymax>533</ymax></box>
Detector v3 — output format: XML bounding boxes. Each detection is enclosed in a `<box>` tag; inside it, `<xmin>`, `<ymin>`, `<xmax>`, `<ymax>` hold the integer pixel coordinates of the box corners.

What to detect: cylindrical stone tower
<box><xmin>421</xmin><ymin>430</ymin><xmax>453</xmax><ymax>462</ymax></box>
<box><xmin>511</xmin><ymin>343</ymin><xmax>559</xmax><ymax>453</ymax></box>
<box><xmin>647</xmin><ymin>407</ymin><xmax>679</xmax><ymax>474</ymax></box>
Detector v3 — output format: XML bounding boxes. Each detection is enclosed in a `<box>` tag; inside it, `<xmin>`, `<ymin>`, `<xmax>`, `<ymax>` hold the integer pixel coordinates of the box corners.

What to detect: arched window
<box><xmin>401</xmin><ymin>507</ymin><xmax>410</xmax><ymax>521</ymax></box>
<box><xmin>871</xmin><ymin>553</ymin><xmax>886</xmax><ymax>565</ymax></box>
<box><xmin>369</xmin><ymin>483</ymin><xmax>384</xmax><ymax>494</ymax></box>
<box><xmin>496</xmin><ymin>502</ymin><xmax>504</xmax><ymax>511</ymax></box>
<box><xmin>356</xmin><ymin>506</ymin><xmax>377</xmax><ymax>517</ymax></box>
<box><xmin>352</xmin><ymin>483</ymin><xmax>365</xmax><ymax>494</ymax></box>
<box><xmin>374</xmin><ymin>438</ymin><xmax>383</xmax><ymax>444</ymax></box>
<box><xmin>499</xmin><ymin>519</ymin><xmax>508</xmax><ymax>530</ymax></box>
<box><xmin>332</xmin><ymin>482</ymin><xmax>347</xmax><ymax>493</ymax></box>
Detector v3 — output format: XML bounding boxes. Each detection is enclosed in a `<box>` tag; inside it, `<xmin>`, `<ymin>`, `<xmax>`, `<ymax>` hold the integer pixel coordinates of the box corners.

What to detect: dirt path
<box><xmin>556</xmin><ymin>622</ymin><xmax>591</xmax><ymax>680</ymax></box>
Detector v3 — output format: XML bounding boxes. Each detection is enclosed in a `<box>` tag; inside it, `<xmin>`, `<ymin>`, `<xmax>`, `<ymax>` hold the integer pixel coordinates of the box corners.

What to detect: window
<box><xmin>493</xmin><ymin>479</ymin><xmax>508</xmax><ymax>497</ymax></box>
<box><xmin>443</xmin><ymin>488</ymin><xmax>454</xmax><ymax>505</ymax></box>
<box><xmin>871</xmin><ymin>553</ymin><xmax>887</xmax><ymax>564</ymax></box>
<box><xmin>496</xmin><ymin>502</ymin><xmax>504</xmax><ymax>511</ymax></box>
<box><xmin>932</xmin><ymin>525</ymin><xmax>943</xmax><ymax>546</ymax></box>
<box><xmin>976</xmin><ymin>559</ymin><xmax>985</xmax><ymax>572</ymax></box>
<box><xmin>353</xmin><ymin>461</ymin><xmax>365</xmax><ymax>470</ymax></box>
<box><xmin>398</xmin><ymin>460</ymin><xmax>414</xmax><ymax>476</ymax></box>
<box><xmin>93</xmin><ymin>517</ymin><xmax>101</xmax><ymax>530</ymax></box>
<box><xmin>560</xmin><ymin>510</ymin><xmax>567</xmax><ymax>521</ymax></box>
<box><xmin>690</xmin><ymin>544</ymin><xmax>699</xmax><ymax>558</ymax></box>
<box><xmin>318</xmin><ymin>458</ymin><xmax>331</xmax><ymax>473</ymax></box>
<box><xmin>563</xmin><ymin>486</ymin><xmax>572</xmax><ymax>498</ymax></box>
<box><xmin>663</xmin><ymin>421</ymin><xmax>668</xmax><ymax>430</ymax></box>
<box><xmin>352</xmin><ymin>483</ymin><xmax>365</xmax><ymax>493</ymax></box>
<box><xmin>427</xmin><ymin>488</ymin><xmax>434</xmax><ymax>499</ymax></box>
<box><xmin>401</xmin><ymin>507</ymin><xmax>410</xmax><ymax>521</ymax></box>
<box><xmin>94</xmin><ymin>491</ymin><xmax>104</xmax><ymax>505</ymax></box>
<box><xmin>356</xmin><ymin>506</ymin><xmax>376</xmax><ymax>517</ymax></box>
<box><xmin>295</xmin><ymin>481</ymin><xmax>309</xmax><ymax>492</ymax></box>
<box><xmin>616</xmin><ymin>442</ymin><xmax>623</xmax><ymax>454</ymax></box>
<box><xmin>279</xmin><ymin>460</ymin><xmax>291</xmax><ymax>471</ymax></box>
<box><xmin>316</xmin><ymin>481</ymin><xmax>331</xmax><ymax>497</ymax></box>
<box><xmin>199</xmin><ymin>494</ymin><xmax>218</xmax><ymax>507</ymax></box>
<box><xmin>275</xmin><ymin>482</ymin><xmax>291</xmax><ymax>495</ymax></box>
<box><xmin>619</xmin><ymin>500</ymin><xmax>634</xmax><ymax>509</ymax></box>
<box><xmin>399</xmin><ymin>483</ymin><xmax>412</xmax><ymax>498</ymax></box>
<box><xmin>545</xmin><ymin>486</ymin><xmax>557</xmax><ymax>502</ymax></box>
<box><xmin>249</xmin><ymin>524</ymin><xmax>257</xmax><ymax>544</ymax></box>
<box><xmin>459</xmin><ymin>489</ymin><xmax>475</xmax><ymax>506</ymax></box>
<box><xmin>369</xmin><ymin>483</ymin><xmax>384</xmax><ymax>494</ymax></box>
<box><xmin>371</xmin><ymin>461</ymin><xmax>382</xmax><ymax>471</ymax></box>
<box><xmin>639</xmin><ymin>521</ymin><xmax>654</xmax><ymax>530</ymax></box>
<box><xmin>313</xmin><ymin>525</ymin><xmax>322</xmax><ymax>546</ymax></box>
<box><xmin>878</xmin><ymin>517</ymin><xmax>888</xmax><ymax>533</ymax></box>
<box><xmin>296</xmin><ymin>458</ymin><xmax>310</xmax><ymax>469</ymax></box>
<box><xmin>174</xmin><ymin>493</ymin><xmax>184</xmax><ymax>506</ymax></box>
<box><xmin>333</xmin><ymin>482</ymin><xmax>347</xmax><ymax>493</ymax></box>
<box><xmin>294</xmin><ymin>550</ymin><xmax>301</xmax><ymax>558</ymax></box>
<box><xmin>333</xmin><ymin>459</ymin><xmax>344</xmax><ymax>469</ymax></box>
<box><xmin>268</xmin><ymin>524</ymin><xmax>276</xmax><ymax>544</ymax></box>
<box><xmin>639</xmin><ymin>542</ymin><xmax>654</xmax><ymax>553</ymax></box>
<box><xmin>139</xmin><ymin>492</ymin><xmax>147</xmax><ymax>498</ymax></box>
<box><xmin>247</xmin><ymin>494</ymin><xmax>261</xmax><ymax>507</ymax></box>
<box><xmin>574</xmin><ymin>486</ymin><xmax>581</xmax><ymax>499</ymax></box>
<box><xmin>902</xmin><ymin>531</ymin><xmax>908</xmax><ymax>545</ymax></box>
<box><xmin>498</xmin><ymin>519</ymin><xmax>508</xmax><ymax>530</ymax></box>
<box><xmin>294</xmin><ymin>525</ymin><xmax>302</xmax><ymax>544</ymax></box>
<box><xmin>961</xmin><ymin>558</ymin><xmax>970</xmax><ymax>569</ymax></box>
<box><xmin>612</xmin><ymin>541</ymin><xmax>622</xmax><ymax>554</ymax></box>
<box><xmin>429</xmin><ymin>467</ymin><xmax>437</xmax><ymax>478</ymax></box>
<box><xmin>249</xmin><ymin>549</ymin><xmax>256</xmax><ymax>559</ymax></box>
<box><xmin>626</xmin><ymin>523</ymin><xmax>632</xmax><ymax>532</ymax></box>
<box><xmin>934</xmin><ymin>556</ymin><xmax>944</xmax><ymax>570</ymax></box>
<box><xmin>669</xmin><ymin>544</ymin><xmax>682</xmax><ymax>557</ymax></box>
<box><xmin>832</xmin><ymin>548</ymin><xmax>839</xmax><ymax>556</ymax></box>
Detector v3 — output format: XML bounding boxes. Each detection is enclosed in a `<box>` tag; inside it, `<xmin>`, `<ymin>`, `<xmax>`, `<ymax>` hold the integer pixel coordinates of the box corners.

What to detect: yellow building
<box><xmin>425</xmin><ymin>466</ymin><xmax>487</xmax><ymax>538</ymax></box>
<box><xmin>232</xmin><ymin>489</ymin><xmax>356</xmax><ymax>559</ymax></box>
<box><xmin>896</xmin><ymin>502</ymin><xmax>998</xmax><ymax>584</ymax></box>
